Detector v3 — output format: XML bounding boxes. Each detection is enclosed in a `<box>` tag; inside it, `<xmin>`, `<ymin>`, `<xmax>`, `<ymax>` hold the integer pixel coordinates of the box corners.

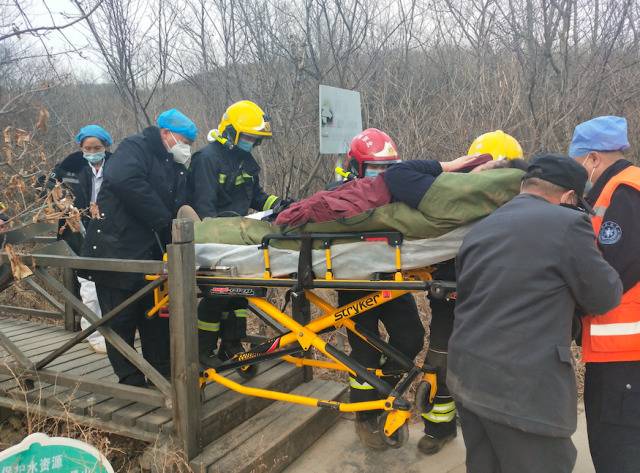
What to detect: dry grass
<box><xmin>0</xmin><ymin>385</ymin><xmax>192</xmax><ymax>472</ymax></box>
<box><xmin>0</xmin><ymin>403</ymin><xmax>149</xmax><ymax>471</ymax></box>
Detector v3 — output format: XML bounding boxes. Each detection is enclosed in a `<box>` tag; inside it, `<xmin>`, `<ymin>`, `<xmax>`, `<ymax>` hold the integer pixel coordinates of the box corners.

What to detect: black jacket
<box><xmin>50</xmin><ymin>151</ymin><xmax>112</xmax><ymax>254</ymax></box>
<box><xmin>81</xmin><ymin>127</ymin><xmax>188</xmax><ymax>288</ymax></box>
<box><xmin>188</xmin><ymin>141</ymin><xmax>278</xmax><ymax>218</ymax></box>
<box><xmin>448</xmin><ymin>194</ymin><xmax>622</xmax><ymax>437</ymax></box>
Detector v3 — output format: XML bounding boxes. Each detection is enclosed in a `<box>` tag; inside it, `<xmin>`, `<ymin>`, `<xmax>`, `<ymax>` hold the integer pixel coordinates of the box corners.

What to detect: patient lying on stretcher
<box><xmin>273</xmin><ymin>155</ymin><xmax>527</xmax><ymax>227</ymax></box>
<box><xmin>188</xmin><ymin>152</ymin><xmax>527</xmax><ymax>249</ymax></box>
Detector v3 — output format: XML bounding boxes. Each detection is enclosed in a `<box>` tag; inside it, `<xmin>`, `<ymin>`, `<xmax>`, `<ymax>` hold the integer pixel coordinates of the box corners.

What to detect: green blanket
<box><xmin>194</xmin><ymin>169</ymin><xmax>524</xmax><ymax>249</ymax></box>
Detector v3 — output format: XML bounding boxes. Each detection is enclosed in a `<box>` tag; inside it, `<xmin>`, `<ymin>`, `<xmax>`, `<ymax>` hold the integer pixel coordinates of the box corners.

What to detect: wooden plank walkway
<box><xmin>0</xmin><ymin>315</ymin><xmax>302</xmax><ymax>445</ymax></box>
<box><xmin>0</xmin><ymin>219</ymin><xmax>346</xmax><ymax>467</ymax></box>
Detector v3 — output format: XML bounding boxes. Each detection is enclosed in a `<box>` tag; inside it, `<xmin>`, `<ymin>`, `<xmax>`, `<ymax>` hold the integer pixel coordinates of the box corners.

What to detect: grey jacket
<box><xmin>448</xmin><ymin>193</ymin><xmax>622</xmax><ymax>437</ymax></box>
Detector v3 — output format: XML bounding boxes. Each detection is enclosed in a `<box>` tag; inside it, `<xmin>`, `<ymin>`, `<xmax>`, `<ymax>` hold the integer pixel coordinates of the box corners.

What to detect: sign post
<box><xmin>319</xmin><ymin>85</ymin><xmax>363</xmax><ymax>155</ymax></box>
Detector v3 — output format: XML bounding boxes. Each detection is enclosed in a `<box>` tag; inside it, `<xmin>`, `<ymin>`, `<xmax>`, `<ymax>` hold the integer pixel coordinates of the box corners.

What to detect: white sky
<box><xmin>14</xmin><ymin>0</ymin><xmax>104</xmax><ymax>79</ymax></box>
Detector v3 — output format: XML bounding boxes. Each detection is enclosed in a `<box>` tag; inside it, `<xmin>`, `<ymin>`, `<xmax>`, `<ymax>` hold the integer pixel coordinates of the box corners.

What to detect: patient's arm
<box><xmin>383</xmin><ymin>160</ymin><xmax>443</xmax><ymax>208</ymax></box>
<box><xmin>383</xmin><ymin>155</ymin><xmax>492</xmax><ymax>208</ymax></box>
<box><xmin>441</xmin><ymin>155</ymin><xmax>489</xmax><ymax>172</ymax></box>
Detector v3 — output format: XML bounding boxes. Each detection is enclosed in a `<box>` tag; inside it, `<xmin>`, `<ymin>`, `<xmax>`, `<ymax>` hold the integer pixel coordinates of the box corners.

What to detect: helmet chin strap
<box><xmin>221</xmin><ymin>125</ymin><xmax>239</xmax><ymax>149</ymax></box>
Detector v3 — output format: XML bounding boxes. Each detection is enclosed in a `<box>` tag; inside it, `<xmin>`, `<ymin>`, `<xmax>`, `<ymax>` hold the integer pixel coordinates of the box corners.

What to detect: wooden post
<box><xmin>167</xmin><ymin>218</ymin><xmax>201</xmax><ymax>460</ymax></box>
<box><xmin>62</xmin><ymin>267</ymin><xmax>77</xmax><ymax>331</ymax></box>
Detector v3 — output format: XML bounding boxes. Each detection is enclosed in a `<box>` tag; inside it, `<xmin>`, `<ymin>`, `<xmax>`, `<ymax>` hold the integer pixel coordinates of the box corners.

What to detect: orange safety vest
<box><xmin>582</xmin><ymin>165</ymin><xmax>640</xmax><ymax>362</ymax></box>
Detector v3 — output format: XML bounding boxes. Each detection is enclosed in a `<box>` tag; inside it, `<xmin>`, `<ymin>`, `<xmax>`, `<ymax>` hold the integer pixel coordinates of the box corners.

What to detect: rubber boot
<box><xmin>355</xmin><ymin>412</ymin><xmax>389</xmax><ymax>451</ymax></box>
<box><xmin>198</xmin><ymin>329</ymin><xmax>222</xmax><ymax>368</ymax></box>
<box><xmin>218</xmin><ymin>340</ymin><xmax>245</xmax><ymax>362</ymax></box>
<box><xmin>419</xmin><ymin>347</ymin><xmax>457</xmax><ymax>455</ymax></box>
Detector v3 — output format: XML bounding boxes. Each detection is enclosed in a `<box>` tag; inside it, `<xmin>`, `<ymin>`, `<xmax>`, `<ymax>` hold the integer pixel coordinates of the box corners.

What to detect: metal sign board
<box><xmin>319</xmin><ymin>85</ymin><xmax>363</xmax><ymax>154</ymax></box>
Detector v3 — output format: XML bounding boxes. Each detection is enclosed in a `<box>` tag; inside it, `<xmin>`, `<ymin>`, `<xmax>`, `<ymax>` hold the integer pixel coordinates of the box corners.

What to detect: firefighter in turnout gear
<box><xmin>418</xmin><ymin>263</ymin><xmax>458</xmax><ymax>454</ymax></box>
<box><xmin>383</xmin><ymin>129</ymin><xmax>525</xmax><ymax>454</ymax></box>
<box><xmin>333</xmin><ymin>129</ymin><xmax>426</xmax><ymax>451</ymax></box>
<box><xmin>188</xmin><ymin>100</ymin><xmax>287</xmax><ymax>367</ymax></box>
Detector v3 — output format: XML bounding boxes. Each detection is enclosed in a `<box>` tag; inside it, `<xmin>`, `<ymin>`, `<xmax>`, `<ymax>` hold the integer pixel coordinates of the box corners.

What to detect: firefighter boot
<box><xmin>218</xmin><ymin>340</ymin><xmax>245</xmax><ymax>361</ymax></box>
<box><xmin>417</xmin><ymin>431</ymin><xmax>457</xmax><ymax>455</ymax></box>
<box><xmin>197</xmin><ymin>299</ymin><xmax>222</xmax><ymax>368</ymax></box>
<box><xmin>355</xmin><ymin>412</ymin><xmax>389</xmax><ymax>451</ymax></box>
<box><xmin>350</xmin><ymin>374</ymin><xmax>389</xmax><ymax>451</ymax></box>
<box><xmin>219</xmin><ymin>307</ymin><xmax>248</xmax><ymax>361</ymax></box>
<box><xmin>198</xmin><ymin>329</ymin><xmax>222</xmax><ymax>368</ymax></box>
<box><xmin>419</xmin><ymin>347</ymin><xmax>457</xmax><ymax>455</ymax></box>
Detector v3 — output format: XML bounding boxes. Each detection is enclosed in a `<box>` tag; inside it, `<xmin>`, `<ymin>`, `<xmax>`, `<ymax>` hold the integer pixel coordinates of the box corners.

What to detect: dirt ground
<box><xmin>285</xmin><ymin>406</ymin><xmax>596</xmax><ymax>473</ymax></box>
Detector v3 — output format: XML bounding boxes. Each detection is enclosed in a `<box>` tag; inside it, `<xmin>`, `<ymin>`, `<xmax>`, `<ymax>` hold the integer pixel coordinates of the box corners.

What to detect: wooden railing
<box><xmin>0</xmin><ymin>218</ymin><xmax>202</xmax><ymax>459</ymax></box>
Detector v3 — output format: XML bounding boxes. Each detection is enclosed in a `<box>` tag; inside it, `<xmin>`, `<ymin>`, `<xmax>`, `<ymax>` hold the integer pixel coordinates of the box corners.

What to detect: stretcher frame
<box><xmin>147</xmin><ymin>231</ymin><xmax>457</xmax><ymax>445</ymax></box>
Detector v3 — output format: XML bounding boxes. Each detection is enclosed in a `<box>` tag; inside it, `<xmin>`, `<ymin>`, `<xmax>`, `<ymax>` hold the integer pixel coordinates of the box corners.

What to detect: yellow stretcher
<box><xmin>147</xmin><ymin>231</ymin><xmax>456</xmax><ymax>447</ymax></box>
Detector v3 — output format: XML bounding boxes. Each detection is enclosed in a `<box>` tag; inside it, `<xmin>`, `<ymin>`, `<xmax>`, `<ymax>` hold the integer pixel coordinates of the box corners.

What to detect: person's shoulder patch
<box><xmin>599</xmin><ymin>221</ymin><xmax>622</xmax><ymax>245</ymax></box>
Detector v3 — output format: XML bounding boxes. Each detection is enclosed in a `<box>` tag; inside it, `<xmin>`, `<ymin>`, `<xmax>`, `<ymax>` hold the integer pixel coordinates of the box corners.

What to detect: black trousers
<box><xmin>585</xmin><ymin>361</ymin><xmax>640</xmax><ymax>473</ymax></box>
<box><xmin>197</xmin><ymin>296</ymin><xmax>248</xmax><ymax>355</ymax></box>
<box><xmin>337</xmin><ymin>291</ymin><xmax>425</xmax><ymax>419</ymax></box>
<box><xmin>96</xmin><ymin>285</ymin><xmax>170</xmax><ymax>386</ymax></box>
<box><xmin>422</xmin><ymin>297</ymin><xmax>457</xmax><ymax>438</ymax></box>
<box><xmin>458</xmin><ymin>403</ymin><xmax>577</xmax><ymax>473</ymax></box>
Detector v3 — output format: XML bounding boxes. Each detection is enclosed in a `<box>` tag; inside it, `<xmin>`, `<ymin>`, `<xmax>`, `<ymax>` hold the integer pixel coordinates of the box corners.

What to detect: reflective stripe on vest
<box><xmin>582</xmin><ymin>165</ymin><xmax>640</xmax><ymax>362</ymax></box>
<box><xmin>590</xmin><ymin>321</ymin><xmax>640</xmax><ymax>336</ymax></box>
<box><xmin>235</xmin><ymin>172</ymin><xmax>254</xmax><ymax>186</ymax></box>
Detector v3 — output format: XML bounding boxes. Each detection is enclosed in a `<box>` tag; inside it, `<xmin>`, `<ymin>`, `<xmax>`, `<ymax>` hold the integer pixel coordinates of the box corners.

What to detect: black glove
<box><xmin>35</xmin><ymin>172</ymin><xmax>59</xmax><ymax>197</ymax></box>
<box><xmin>271</xmin><ymin>197</ymin><xmax>295</xmax><ymax>214</ymax></box>
<box><xmin>263</xmin><ymin>197</ymin><xmax>295</xmax><ymax>222</ymax></box>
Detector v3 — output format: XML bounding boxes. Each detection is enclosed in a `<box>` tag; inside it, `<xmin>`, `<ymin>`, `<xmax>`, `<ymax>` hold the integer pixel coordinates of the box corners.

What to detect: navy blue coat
<box><xmin>50</xmin><ymin>151</ymin><xmax>112</xmax><ymax>254</ymax></box>
<box><xmin>188</xmin><ymin>141</ymin><xmax>278</xmax><ymax>218</ymax></box>
<box><xmin>82</xmin><ymin>127</ymin><xmax>188</xmax><ymax>288</ymax></box>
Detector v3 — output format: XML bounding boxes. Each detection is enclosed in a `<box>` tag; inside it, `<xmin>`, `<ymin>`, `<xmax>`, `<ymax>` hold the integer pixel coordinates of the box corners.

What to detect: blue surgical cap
<box><xmin>156</xmin><ymin>108</ymin><xmax>198</xmax><ymax>142</ymax></box>
<box><xmin>569</xmin><ymin>116</ymin><xmax>630</xmax><ymax>159</ymax></box>
<box><xmin>75</xmin><ymin>125</ymin><xmax>113</xmax><ymax>146</ymax></box>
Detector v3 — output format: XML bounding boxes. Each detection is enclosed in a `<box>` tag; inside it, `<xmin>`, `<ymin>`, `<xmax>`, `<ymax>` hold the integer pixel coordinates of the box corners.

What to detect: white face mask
<box><xmin>169</xmin><ymin>132</ymin><xmax>192</xmax><ymax>167</ymax></box>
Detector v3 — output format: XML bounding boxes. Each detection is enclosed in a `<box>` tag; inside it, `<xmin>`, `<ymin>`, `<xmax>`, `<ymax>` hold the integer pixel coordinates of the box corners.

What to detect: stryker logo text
<box><xmin>334</xmin><ymin>294</ymin><xmax>380</xmax><ymax>321</ymax></box>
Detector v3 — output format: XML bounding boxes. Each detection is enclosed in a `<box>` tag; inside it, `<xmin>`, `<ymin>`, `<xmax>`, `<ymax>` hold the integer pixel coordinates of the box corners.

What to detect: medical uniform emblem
<box><xmin>599</xmin><ymin>221</ymin><xmax>622</xmax><ymax>245</ymax></box>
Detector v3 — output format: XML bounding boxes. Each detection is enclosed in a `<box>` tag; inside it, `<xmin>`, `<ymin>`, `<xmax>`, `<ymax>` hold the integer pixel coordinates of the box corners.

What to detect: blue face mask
<box><xmin>83</xmin><ymin>151</ymin><xmax>105</xmax><ymax>164</ymax></box>
<box><xmin>364</xmin><ymin>168</ymin><xmax>383</xmax><ymax>178</ymax></box>
<box><xmin>236</xmin><ymin>139</ymin><xmax>254</xmax><ymax>153</ymax></box>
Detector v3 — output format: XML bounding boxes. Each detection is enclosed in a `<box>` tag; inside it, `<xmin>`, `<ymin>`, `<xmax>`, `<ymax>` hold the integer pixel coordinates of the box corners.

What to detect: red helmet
<box><xmin>346</xmin><ymin>128</ymin><xmax>401</xmax><ymax>178</ymax></box>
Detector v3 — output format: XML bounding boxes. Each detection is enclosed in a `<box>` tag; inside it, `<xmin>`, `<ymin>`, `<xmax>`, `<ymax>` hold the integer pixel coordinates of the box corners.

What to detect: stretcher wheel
<box><xmin>415</xmin><ymin>381</ymin><xmax>433</xmax><ymax>415</ymax></box>
<box><xmin>237</xmin><ymin>364</ymin><xmax>258</xmax><ymax>379</ymax></box>
<box><xmin>378</xmin><ymin>411</ymin><xmax>409</xmax><ymax>448</ymax></box>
